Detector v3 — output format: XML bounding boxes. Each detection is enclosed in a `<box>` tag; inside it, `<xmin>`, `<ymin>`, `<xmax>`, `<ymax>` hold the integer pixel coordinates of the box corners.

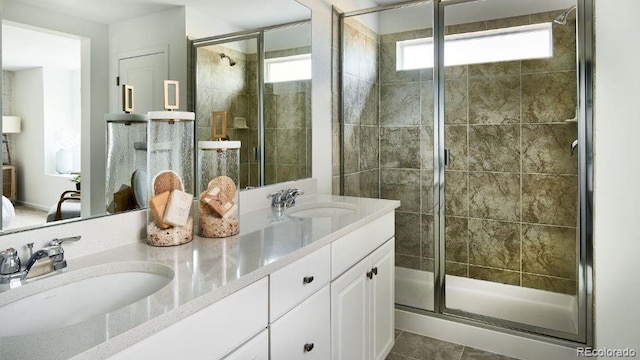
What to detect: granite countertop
<box><xmin>0</xmin><ymin>194</ymin><xmax>399</xmax><ymax>360</ymax></box>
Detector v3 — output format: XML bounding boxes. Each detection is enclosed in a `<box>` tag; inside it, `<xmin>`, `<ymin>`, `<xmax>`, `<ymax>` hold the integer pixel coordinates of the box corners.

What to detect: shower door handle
<box><xmin>444</xmin><ymin>148</ymin><xmax>451</xmax><ymax>167</ymax></box>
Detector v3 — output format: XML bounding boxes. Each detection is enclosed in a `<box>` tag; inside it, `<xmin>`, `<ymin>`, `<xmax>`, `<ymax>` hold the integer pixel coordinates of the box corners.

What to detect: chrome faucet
<box><xmin>269</xmin><ymin>188</ymin><xmax>305</xmax><ymax>211</ymax></box>
<box><xmin>0</xmin><ymin>236</ymin><xmax>80</xmax><ymax>285</ymax></box>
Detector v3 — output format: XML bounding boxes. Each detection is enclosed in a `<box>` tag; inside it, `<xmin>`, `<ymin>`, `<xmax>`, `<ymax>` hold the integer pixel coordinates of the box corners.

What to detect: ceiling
<box><xmin>9</xmin><ymin>0</ymin><xmax>311</xmax><ymax>27</ymax></box>
<box><xmin>2</xmin><ymin>0</ymin><xmax>311</xmax><ymax>71</ymax></box>
<box><xmin>2</xmin><ymin>0</ymin><xmax>575</xmax><ymax>71</ymax></box>
<box><xmin>2</xmin><ymin>24</ymin><xmax>81</xmax><ymax>71</ymax></box>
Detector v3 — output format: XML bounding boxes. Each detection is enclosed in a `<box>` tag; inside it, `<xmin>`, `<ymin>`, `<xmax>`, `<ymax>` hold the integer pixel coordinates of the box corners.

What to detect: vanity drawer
<box><xmin>270</xmin><ymin>245</ymin><xmax>330</xmax><ymax>322</ymax></box>
<box><xmin>271</xmin><ymin>285</ymin><xmax>330</xmax><ymax>360</ymax></box>
<box><xmin>110</xmin><ymin>277</ymin><xmax>268</xmax><ymax>360</ymax></box>
<box><xmin>222</xmin><ymin>329</ymin><xmax>268</xmax><ymax>360</ymax></box>
<box><xmin>331</xmin><ymin>211</ymin><xmax>394</xmax><ymax>279</ymax></box>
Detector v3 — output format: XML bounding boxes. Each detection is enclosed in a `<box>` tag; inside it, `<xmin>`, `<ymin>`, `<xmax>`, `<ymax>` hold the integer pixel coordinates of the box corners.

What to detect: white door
<box><xmin>117</xmin><ymin>52</ymin><xmax>167</xmax><ymax>114</ymax></box>
<box><xmin>370</xmin><ymin>239</ymin><xmax>395</xmax><ymax>360</ymax></box>
<box><xmin>331</xmin><ymin>258</ymin><xmax>371</xmax><ymax>360</ymax></box>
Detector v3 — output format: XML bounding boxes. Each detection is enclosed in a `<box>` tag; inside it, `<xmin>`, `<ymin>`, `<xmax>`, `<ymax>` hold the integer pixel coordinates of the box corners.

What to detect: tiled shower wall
<box><xmin>341</xmin><ymin>18</ymin><xmax>381</xmax><ymax>199</ymax></box>
<box><xmin>257</xmin><ymin>47</ymin><xmax>312</xmax><ymax>186</ymax></box>
<box><xmin>337</xmin><ymin>11</ymin><xmax>578</xmax><ymax>295</ymax></box>
<box><xmin>439</xmin><ymin>12</ymin><xmax>578</xmax><ymax>295</ymax></box>
<box><xmin>196</xmin><ymin>46</ymin><xmax>251</xmax><ymax>188</ymax></box>
<box><xmin>196</xmin><ymin>45</ymin><xmax>311</xmax><ymax>189</ymax></box>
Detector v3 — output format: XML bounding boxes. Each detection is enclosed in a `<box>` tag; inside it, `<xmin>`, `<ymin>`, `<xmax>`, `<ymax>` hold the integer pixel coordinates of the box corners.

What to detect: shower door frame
<box><xmin>339</xmin><ymin>0</ymin><xmax>594</xmax><ymax>346</ymax></box>
<box><xmin>435</xmin><ymin>0</ymin><xmax>594</xmax><ymax>345</ymax></box>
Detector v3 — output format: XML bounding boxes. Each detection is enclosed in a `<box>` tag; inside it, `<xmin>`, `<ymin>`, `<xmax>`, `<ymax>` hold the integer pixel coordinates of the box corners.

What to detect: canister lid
<box><xmin>198</xmin><ymin>140</ymin><xmax>241</xmax><ymax>150</ymax></box>
<box><xmin>104</xmin><ymin>113</ymin><xmax>148</xmax><ymax>123</ymax></box>
<box><xmin>148</xmin><ymin>111</ymin><xmax>195</xmax><ymax>121</ymax></box>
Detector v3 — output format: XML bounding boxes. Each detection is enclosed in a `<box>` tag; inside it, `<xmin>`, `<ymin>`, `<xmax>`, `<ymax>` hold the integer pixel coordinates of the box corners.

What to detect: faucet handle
<box><xmin>268</xmin><ymin>190</ymin><xmax>285</xmax><ymax>199</ymax></box>
<box><xmin>49</xmin><ymin>236</ymin><xmax>81</xmax><ymax>247</ymax></box>
<box><xmin>282</xmin><ymin>188</ymin><xmax>304</xmax><ymax>207</ymax></box>
<box><xmin>0</xmin><ymin>248</ymin><xmax>21</xmax><ymax>275</ymax></box>
<box><xmin>289</xmin><ymin>189</ymin><xmax>304</xmax><ymax>197</ymax></box>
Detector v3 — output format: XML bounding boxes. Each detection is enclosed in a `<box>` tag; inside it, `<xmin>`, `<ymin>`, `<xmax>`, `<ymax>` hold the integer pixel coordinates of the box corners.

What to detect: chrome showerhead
<box><xmin>220</xmin><ymin>53</ymin><xmax>237</xmax><ymax>66</ymax></box>
<box><xmin>554</xmin><ymin>5</ymin><xmax>577</xmax><ymax>25</ymax></box>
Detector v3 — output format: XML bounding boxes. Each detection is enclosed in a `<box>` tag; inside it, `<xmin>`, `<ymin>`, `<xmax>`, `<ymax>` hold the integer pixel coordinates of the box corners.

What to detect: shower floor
<box><xmin>395</xmin><ymin>267</ymin><xmax>578</xmax><ymax>334</ymax></box>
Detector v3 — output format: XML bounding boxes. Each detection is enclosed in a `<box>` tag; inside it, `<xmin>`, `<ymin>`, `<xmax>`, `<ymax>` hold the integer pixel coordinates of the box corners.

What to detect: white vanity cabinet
<box><xmin>222</xmin><ymin>329</ymin><xmax>269</xmax><ymax>360</ymax></box>
<box><xmin>269</xmin><ymin>245</ymin><xmax>331</xmax><ymax>321</ymax></box>
<box><xmin>106</xmin><ymin>208</ymin><xmax>396</xmax><ymax>360</ymax></box>
<box><xmin>109</xmin><ymin>277</ymin><xmax>268</xmax><ymax>360</ymax></box>
<box><xmin>271</xmin><ymin>286</ymin><xmax>331</xmax><ymax>359</ymax></box>
<box><xmin>330</xmin><ymin>212</ymin><xmax>395</xmax><ymax>360</ymax></box>
<box><xmin>269</xmin><ymin>245</ymin><xmax>331</xmax><ymax>359</ymax></box>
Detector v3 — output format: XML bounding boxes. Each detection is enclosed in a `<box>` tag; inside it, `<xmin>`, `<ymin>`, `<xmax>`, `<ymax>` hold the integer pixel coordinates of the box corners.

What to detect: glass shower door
<box><xmin>340</xmin><ymin>2</ymin><xmax>435</xmax><ymax>312</ymax></box>
<box><xmin>441</xmin><ymin>0</ymin><xmax>582</xmax><ymax>340</ymax></box>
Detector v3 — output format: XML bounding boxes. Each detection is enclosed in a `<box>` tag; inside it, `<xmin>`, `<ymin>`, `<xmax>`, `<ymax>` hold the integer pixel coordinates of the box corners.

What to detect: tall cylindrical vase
<box><xmin>146</xmin><ymin>111</ymin><xmax>195</xmax><ymax>247</ymax></box>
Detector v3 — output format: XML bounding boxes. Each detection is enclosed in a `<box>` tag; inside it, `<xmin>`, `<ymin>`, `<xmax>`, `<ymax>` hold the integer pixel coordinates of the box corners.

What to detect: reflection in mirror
<box><xmin>105</xmin><ymin>115</ymin><xmax>147</xmax><ymax>214</ymax></box>
<box><xmin>263</xmin><ymin>22</ymin><xmax>312</xmax><ymax>186</ymax></box>
<box><xmin>2</xmin><ymin>22</ymin><xmax>82</xmax><ymax>231</ymax></box>
<box><xmin>1</xmin><ymin>0</ymin><xmax>311</xmax><ymax>235</ymax></box>
<box><xmin>196</xmin><ymin>36</ymin><xmax>260</xmax><ymax>189</ymax></box>
<box><xmin>163</xmin><ymin>80</ymin><xmax>180</xmax><ymax>110</ymax></box>
<box><xmin>194</xmin><ymin>19</ymin><xmax>312</xmax><ymax>189</ymax></box>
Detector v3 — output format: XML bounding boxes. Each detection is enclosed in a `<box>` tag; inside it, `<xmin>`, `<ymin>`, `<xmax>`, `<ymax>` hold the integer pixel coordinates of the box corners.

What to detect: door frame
<box><xmin>110</xmin><ymin>44</ymin><xmax>169</xmax><ymax>113</ymax></box>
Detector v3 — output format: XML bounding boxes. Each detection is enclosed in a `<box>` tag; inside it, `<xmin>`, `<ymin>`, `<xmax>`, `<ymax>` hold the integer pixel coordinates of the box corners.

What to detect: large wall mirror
<box><xmin>0</xmin><ymin>0</ymin><xmax>311</xmax><ymax>234</ymax></box>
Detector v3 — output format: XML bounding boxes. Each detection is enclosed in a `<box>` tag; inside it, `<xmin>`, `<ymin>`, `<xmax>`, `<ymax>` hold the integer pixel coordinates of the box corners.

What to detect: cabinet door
<box><xmin>331</xmin><ymin>258</ymin><xmax>371</xmax><ymax>360</ymax></box>
<box><xmin>370</xmin><ymin>239</ymin><xmax>395</xmax><ymax>360</ymax></box>
<box><xmin>271</xmin><ymin>286</ymin><xmax>330</xmax><ymax>360</ymax></box>
<box><xmin>223</xmin><ymin>329</ymin><xmax>268</xmax><ymax>360</ymax></box>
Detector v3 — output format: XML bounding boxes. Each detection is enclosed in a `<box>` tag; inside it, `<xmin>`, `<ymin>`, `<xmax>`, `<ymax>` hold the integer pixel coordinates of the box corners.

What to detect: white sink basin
<box><xmin>285</xmin><ymin>202</ymin><xmax>357</xmax><ymax>218</ymax></box>
<box><xmin>0</xmin><ymin>261</ymin><xmax>173</xmax><ymax>337</ymax></box>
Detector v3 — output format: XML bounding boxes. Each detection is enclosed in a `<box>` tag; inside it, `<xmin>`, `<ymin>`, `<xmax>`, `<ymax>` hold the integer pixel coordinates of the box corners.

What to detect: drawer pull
<box><xmin>303</xmin><ymin>276</ymin><xmax>314</xmax><ymax>284</ymax></box>
<box><xmin>366</xmin><ymin>270</ymin><xmax>373</xmax><ymax>279</ymax></box>
<box><xmin>372</xmin><ymin>267</ymin><xmax>378</xmax><ymax>276</ymax></box>
<box><xmin>304</xmin><ymin>343</ymin><xmax>315</xmax><ymax>352</ymax></box>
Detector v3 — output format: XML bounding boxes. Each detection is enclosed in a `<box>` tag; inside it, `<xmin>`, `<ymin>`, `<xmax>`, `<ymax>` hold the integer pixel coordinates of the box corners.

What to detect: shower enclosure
<box><xmin>335</xmin><ymin>0</ymin><xmax>593</xmax><ymax>345</ymax></box>
<box><xmin>192</xmin><ymin>21</ymin><xmax>312</xmax><ymax>189</ymax></box>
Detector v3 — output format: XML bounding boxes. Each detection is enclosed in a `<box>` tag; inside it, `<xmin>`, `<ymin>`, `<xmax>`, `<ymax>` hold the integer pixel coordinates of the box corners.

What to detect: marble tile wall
<box><xmin>337</xmin><ymin>11</ymin><xmax>577</xmax><ymax>295</ymax></box>
<box><xmin>340</xmin><ymin>17</ymin><xmax>381</xmax><ymax>199</ymax></box>
<box><xmin>196</xmin><ymin>45</ymin><xmax>252</xmax><ymax>188</ymax></box>
<box><xmin>247</xmin><ymin>47</ymin><xmax>312</xmax><ymax>186</ymax></box>
<box><xmin>262</xmin><ymin>47</ymin><xmax>312</xmax><ymax>186</ymax></box>
<box><xmin>197</xmin><ymin>45</ymin><xmax>311</xmax><ymax>189</ymax></box>
<box><xmin>377</xmin><ymin>26</ymin><xmax>436</xmax><ymax>274</ymax></box>
<box><xmin>440</xmin><ymin>11</ymin><xmax>579</xmax><ymax>295</ymax></box>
